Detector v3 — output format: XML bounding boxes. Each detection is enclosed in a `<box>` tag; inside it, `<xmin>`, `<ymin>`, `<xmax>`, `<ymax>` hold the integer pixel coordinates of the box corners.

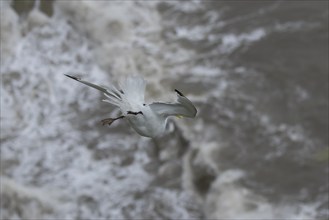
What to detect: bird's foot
<box><xmin>101</xmin><ymin>118</ymin><xmax>115</xmax><ymax>126</ymax></box>
<box><xmin>101</xmin><ymin>116</ymin><xmax>124</xmax><ymax>126</ymax></box>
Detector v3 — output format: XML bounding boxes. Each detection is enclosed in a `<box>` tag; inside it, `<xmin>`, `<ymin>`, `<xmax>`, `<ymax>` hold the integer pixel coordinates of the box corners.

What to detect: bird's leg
<box><xmin>101</xmin><ymin>115</ymin><xmax>124</xmax><ymax>126</ymax></box>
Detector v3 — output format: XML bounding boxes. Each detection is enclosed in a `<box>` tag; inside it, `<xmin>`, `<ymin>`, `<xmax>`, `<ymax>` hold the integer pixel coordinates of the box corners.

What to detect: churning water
<box><xmin>1</xmin><ymin>0</ymin><xmax>328</xmax><ymax>219</ymax></box>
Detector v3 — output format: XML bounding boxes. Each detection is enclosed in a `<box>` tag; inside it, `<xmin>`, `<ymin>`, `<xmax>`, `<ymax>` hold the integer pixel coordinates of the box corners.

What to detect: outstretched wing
<box><xmin>64</xmin><ymin>74</ymin><xmax>122</xmax><ymax>106</ymax></box>
<box><xmin>150</xmin><ymin>89</ymin><xmax>197</xmax><ymax>118</ymax></box>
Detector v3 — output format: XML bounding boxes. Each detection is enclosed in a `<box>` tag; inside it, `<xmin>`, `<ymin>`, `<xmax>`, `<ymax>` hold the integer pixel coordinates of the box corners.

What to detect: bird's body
<box><xmin>65</xmin><ymin>75</ymin><xmax>197</xmax><ymax>138</ymax></box>
<box><xmin>127</xmin><ymin>106</ymin><xmax>166</xmax><ymax>137</ymax></box>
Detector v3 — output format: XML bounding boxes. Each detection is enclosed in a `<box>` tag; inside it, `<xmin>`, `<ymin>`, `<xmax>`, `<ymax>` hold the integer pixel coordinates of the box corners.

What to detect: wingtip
<box><xmin>64</xmin><ymin>74</ymin><xmax>80</xmax><ymax>81</ymax></box>
<box><xmin>174</xmin><ymin>89</ymin><xmax>185</xmax><ymax>97</ymax></box>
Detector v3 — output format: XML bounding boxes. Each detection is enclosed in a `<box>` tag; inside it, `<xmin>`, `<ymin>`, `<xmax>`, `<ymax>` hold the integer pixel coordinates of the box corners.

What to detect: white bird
<box><xmin>65</xmin><ymin>75</ymin><xmax>197</xmax><ymax>138</ymax></box>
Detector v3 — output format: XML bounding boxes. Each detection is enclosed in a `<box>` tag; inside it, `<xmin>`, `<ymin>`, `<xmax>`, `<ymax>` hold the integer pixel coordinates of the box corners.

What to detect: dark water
<box><xmin>159</xmin><ymin>0</ymin><xmax>328</xmax><ymax>216</ymax></box>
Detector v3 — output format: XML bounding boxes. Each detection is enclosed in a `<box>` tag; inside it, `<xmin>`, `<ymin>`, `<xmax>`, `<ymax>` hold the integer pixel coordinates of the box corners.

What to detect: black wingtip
<box><xmin>174</xmin><ymin>89</ymin><xmax>185</xmax><ymax>97</ymax></box>
<box><xmin>64</xmin><ymin>74</ymin><xmax>80</xmax><ymax>81</ymax></box>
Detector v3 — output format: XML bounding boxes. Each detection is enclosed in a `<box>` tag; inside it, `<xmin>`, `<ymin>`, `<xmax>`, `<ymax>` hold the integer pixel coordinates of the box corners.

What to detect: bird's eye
<box><xmin>143</xmin><ymin>104</ymin><xmax>146</xmax><ymax>106</ymax></box>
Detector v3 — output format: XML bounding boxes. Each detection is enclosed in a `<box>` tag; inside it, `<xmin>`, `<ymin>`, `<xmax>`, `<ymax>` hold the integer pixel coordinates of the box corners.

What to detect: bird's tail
<box><xmin>119</xmin><ymin>76</ymin><xmax>146</xmax><ymax>105</ymax></box>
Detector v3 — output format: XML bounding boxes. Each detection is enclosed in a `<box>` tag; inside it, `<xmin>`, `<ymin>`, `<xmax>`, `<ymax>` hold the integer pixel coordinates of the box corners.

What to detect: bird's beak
<box><xmin>176</xmin><ymin>115</ymin><xmax>183</xmax><ymax>119</ymax></box>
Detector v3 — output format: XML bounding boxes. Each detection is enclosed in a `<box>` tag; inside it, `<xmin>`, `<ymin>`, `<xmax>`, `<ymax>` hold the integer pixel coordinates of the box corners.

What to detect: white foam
<box><xmin>1</xmin><ymin>2</ymin><xmax>200</xmax><ymax>219</ymax></box>
<box><xmin>220</xmin><ymin>28</ymin><xmax>266</xmax><ymax>53</ymax></box>
<box><xmin>205</xmin><ymin>170</ymin><xmax>320</xmax><ymax>219</ymax></box>
<box><xmin>0</xmin><ymin>1</ymin><xmax>21</xmax><ymax>64</ymax></box>
<box><xmin>175</xmin><ymin>25</ymin><xmax>212</xmax><ymax>41</ymax></box>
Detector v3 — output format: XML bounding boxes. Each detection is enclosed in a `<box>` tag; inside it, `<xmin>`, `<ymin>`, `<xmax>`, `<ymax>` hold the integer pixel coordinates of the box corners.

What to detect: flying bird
<box><xmin>65</xmin><ymin>75</ymin><xmax>197</xmax><ymax>138</ymax></box>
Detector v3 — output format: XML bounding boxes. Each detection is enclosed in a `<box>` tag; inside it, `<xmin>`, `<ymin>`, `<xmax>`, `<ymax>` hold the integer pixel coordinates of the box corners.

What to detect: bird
<box><xmin>65</xmin><ymin>74</ymin><xmax>197</xmax><ymax>138</ymax></box>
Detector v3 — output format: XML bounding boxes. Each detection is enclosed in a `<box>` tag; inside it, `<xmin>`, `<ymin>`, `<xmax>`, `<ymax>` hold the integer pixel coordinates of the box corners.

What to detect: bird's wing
<box><xmin>65</xmin><ymin>74</ymin><xmax>122</xmax><ymax>106</ymax></box>
<box><xmin>149</xmin><ymin>89</ymin><xmax>197</xmax><ymax>118</ymax></box>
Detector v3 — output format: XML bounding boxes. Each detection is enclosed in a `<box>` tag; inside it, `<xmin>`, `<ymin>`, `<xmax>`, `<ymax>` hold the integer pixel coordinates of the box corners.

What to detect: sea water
<box><xmin>1</xmin><ymin>0</ymin><xmax>328</xmax><ymax>219</ymax></box>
